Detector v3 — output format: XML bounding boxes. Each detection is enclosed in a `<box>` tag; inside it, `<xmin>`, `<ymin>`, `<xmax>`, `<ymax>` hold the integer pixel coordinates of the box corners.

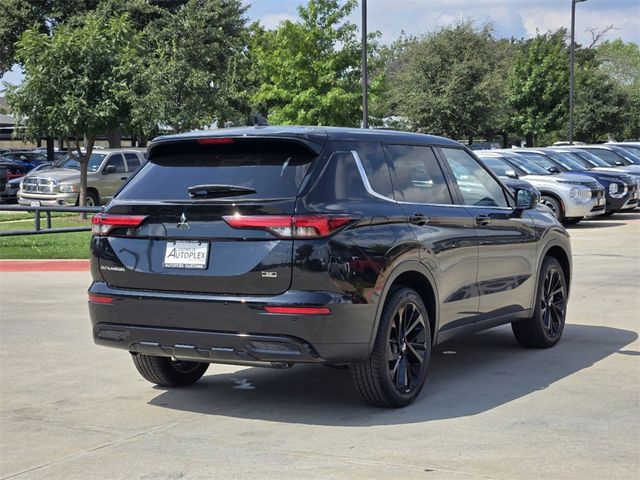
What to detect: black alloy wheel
<box><xmin>387</xmin><ymin>300</ymin><xmax>429</xmax><ymax>394</ymax></box>
<box><xmin>350</xmin><ymin>287</ymin><xmax>431</xmax><ymax>407</ymax></box>
<box><xmin>512</xmin><ymin>257</ymin><xmax>567</xmax><ymax>348</ymax></box>
<box><xmin>539</xmin><ymin>267</ymin><xmax>566</xmax><ymax>338</ymax></box>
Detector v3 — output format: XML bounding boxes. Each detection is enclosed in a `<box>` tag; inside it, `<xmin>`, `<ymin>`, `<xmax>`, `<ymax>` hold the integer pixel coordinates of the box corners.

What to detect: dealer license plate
<box><xmin>163</xmin><ymin>240</ymin><xmax>209</xmax><ymax>269</ymax></box>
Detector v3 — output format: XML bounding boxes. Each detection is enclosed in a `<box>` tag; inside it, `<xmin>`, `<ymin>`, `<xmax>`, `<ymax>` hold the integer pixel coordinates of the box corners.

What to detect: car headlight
<box><xmin>570</xmin><ymin>186</ymin><xmax>592</xmax><ymax>202</ymax></box>
<box><xmin>609</xmin><ymin>183</ymin><xmax>618</xmax><ymax>195</ymax></box>
<box><xmin>59</xmin><ymin>184</ymin><xmax>78</xmax><ymax>193</ymax></box>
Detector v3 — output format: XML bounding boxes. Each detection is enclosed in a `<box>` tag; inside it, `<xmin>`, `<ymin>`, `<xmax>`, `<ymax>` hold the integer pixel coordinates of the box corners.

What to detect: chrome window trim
<box><xmin>350</xmin><ymin>150</ymin><xmax>396</xmax><ymax>203</ymax></box>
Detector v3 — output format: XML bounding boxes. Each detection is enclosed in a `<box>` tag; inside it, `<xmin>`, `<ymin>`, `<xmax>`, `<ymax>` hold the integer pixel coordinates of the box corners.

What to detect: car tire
<box><xmin>85</xmin><ymin>191</ymin><xmax>99</xmax><ymax>207</ymax></box>
<box><xmin>131</xmin><ymin>354</ymin><xmax>209</xmax><ymax>386</ymax></box>
<box><xmin>512</xmin><ymin>257</ymin><xmax>567</xmax><ymax>348</ymax></box>
<box><xmin>540</xmin><ymin>195</ymin><xmax>563</xmax><ymax>222</ymax></box>
<box><xmin>601</xmin><ymin>211</ymin><xmax>615</xmax><ymax>217</ymax></box>
<box><xmin>562</xmin><ymin>217</ymin><xmax>582</xmax><ymax>225</ymax></box>
<box><xmin>77</xmin><ymin>190</ymin><xmax>99</xmax><ymax>207</ymax></box>
<box><xmin>350</xmin><ymin>287</ymin><xmax>431</xmax><ymax>408</ymax></box>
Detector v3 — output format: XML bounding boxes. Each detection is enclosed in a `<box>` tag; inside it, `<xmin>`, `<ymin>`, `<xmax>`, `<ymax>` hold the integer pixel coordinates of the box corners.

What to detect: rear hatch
<box><xmin>96</xmin><ymin>137</ymin><xmax>323</xmax><ymax>295</ymax></box>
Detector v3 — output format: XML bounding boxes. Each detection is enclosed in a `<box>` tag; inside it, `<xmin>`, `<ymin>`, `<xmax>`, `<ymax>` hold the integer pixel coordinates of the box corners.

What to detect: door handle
<box><xmin>409</xmin><ymin>213</ymin><xmax>430</xmax><ymax>226</ymax></box>
<box><xmin>475</xmin><ymin>215</ymin><xmax>492</xmax><ymax>226</ymax></box>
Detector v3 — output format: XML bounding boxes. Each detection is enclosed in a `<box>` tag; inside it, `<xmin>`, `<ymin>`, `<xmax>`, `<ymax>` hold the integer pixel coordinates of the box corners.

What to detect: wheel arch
<box><xmin>368</xmin><ymin>261</ymin><xmax>440</xmax><ymax>356</ymax></box>
<box><xmin>542</xmin><ymin>244</ymin><xmax>572</xmax><ymax>294</ymax></box>
<box><xmin>539</xmin><ymin>190</ymin><xmax>566</xmax><ymax>218</ymax></box>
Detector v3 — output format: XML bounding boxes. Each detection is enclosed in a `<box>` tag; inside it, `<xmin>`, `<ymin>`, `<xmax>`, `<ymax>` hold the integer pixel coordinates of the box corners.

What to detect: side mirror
<box><xmin>515</xmin><ymin>187</ymin><xmax>539</xmax><ymax>210</ymax></box>
<box><xmin>104</xmin><ymin>165</ymin><xmax>116</xmax><ymax>174</ymax></box>
<box><xmin>505</xmin><ymin>169</ymin><xmax>519</xmax><ymax>179</ymax></box>
<box><xmin>547</xmin><ymin>166</ymin><xmax>560</xmax><ymax>174</ymax></box>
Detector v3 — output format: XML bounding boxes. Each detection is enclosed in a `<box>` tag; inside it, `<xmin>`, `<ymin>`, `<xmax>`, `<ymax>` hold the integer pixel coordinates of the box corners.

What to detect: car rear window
<box><xmin>117</xmin><ymin>139</ymin><xmax>316</xmax><ymax>201</ymax></box>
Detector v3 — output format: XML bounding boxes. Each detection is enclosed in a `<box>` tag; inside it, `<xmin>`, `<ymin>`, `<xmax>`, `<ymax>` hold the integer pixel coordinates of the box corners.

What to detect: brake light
<box><xmin>88</xmin><ymin>294</ymin><xmax>113</xmax><ymax>304</ymax></box>
<box><xmin>264</xmin><ymin>306</ymin><xmax>330</xmax><ymax>315</ymax></box>
<box><xmin>197</xmin><ymin>137</ymin><xmax>234</xmax><ymax>145</ymax></box>
<box><xmin>222</xmin><ymin>214</ymin><xmax>354</xmax><ymax>239</ymax></box>
<box><xmin>91</xmin><ymin>213</ymin><xmax>148</xmax><ymax>236</ymax></box>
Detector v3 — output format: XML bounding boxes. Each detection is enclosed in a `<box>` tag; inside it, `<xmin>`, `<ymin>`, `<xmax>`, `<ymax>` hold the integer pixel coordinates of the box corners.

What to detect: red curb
<box><xmin>0</xmin><ymin>260</ymin><xmax>90</xmax><ymax>272</ymax></box>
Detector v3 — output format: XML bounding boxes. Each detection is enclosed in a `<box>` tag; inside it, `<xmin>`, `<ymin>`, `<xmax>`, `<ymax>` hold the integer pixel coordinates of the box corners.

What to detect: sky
<box><xmin>2</xmin><ymin>0</ymin><xmax>639</xmax><ymax>89</ymax></box>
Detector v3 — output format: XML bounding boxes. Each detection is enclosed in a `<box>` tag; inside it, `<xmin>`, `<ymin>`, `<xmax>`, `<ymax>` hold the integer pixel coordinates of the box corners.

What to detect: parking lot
<box><xmin>1</xmin><ymin>214</ymin><xmax>639</xmax><ymax>480</ymax></box>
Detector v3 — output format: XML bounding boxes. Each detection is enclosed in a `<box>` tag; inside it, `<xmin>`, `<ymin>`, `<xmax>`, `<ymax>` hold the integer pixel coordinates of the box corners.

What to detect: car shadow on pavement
<box><xmin>567</xmin><ymin>221</ymin><xmax>626</xmax><ymax>229</ymax></box>
<box><xmin>147</xmin><ymin>324</ymin><xmax>637</xmax><ymax>426</ymax></box>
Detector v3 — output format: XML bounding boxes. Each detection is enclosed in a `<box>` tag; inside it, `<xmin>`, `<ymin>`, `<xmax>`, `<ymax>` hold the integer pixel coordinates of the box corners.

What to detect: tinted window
<box><xmin>386</xmin><ymin>145</ymin><xmax>452</xmax><ymax>204</ymax></box>
<box><xmin>441</xmin><ymin>148</ymin><xmax>509</xmax><ymax>207</ymax></box>
<box><xmin>105</xmin><ymin>154</ymin><xmax>125</xmax><ymax>173</ymax></box>
<box><xmin>481</xmin><ymin>157</ymin><xmax>516</xmax><ymax>177</ymax></box>
<box><xmin>53</xmin><ymin>153</ymin><xmax>106</xmax><ymax>171</ymax></box>
<box><xmin>118</xmin><ymin>140</ymin><xmax>314</xmax><ymax>201</ymax></box>
<box><xmin>507</xmin><ymin>155</ymin><xmax>551</xmax><ymax>175</ymax></box>
<box><xmin>582</xmin><ymin>148</ymin><xmax>624</xmax><ymax>166</ymax></box>
<box><xmin>124</xmin><ymin>153</ymin><xmax>141</xmax><ymax>172</ymax></box>
<box><xmin>354</xmin><ymin>142</ymin><xmax>394</xmax><ymax>199</ymax></box>
<box><xmin>543</xmin><ymin>151</ymin><xmax>586</xmax><ymax>171</ymax></box>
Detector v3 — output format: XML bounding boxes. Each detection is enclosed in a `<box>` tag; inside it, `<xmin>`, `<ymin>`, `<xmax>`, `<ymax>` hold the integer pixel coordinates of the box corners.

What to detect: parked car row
<box><xmin>0</xmin><ymin>147</ymin><xmax>146</xmax><ymax>206</ymax></box>
<box><xmin>476</xmin><ymin>144</ymin><xmax>640</xmax><ymax>225</ymax></box>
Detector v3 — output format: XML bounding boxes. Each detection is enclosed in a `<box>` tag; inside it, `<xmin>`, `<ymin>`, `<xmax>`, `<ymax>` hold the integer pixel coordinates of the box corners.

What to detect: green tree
<box><xmin>595</xmin><ymin>39</ymin><xmax>640</xmax><ymax>139</ymax></box>
<box><xmin>385</xmin><ymin>22</ymin><xmax>511</xmax><ymax>141</ymax></box>
<box><xmin>132</xmin><ymin>0</ymin><xmax>251</xmax><ymax>134</ymax></box>
<box><xmin>573</xmin><ymin>66</ymin><xmax>628</xmax><ymax>143</ymax></box>
<box><xmin>251</xmin><ymin>0</ymin><xmax>363</xmax><ymax>126</ymax></box>
<box><xmin>0</xmin><ymin>0</ymin><xmax>99</xmax><ymax>74</ymax></box>
<box><xmin>507</xmin><ymin>29</ymin><xmax>569</xmax><ymax>146</ymax></box>
<box><xmin>5</xmin><ymin>14</ymin><xmax>140</xmax><ymax>210</ymax></box>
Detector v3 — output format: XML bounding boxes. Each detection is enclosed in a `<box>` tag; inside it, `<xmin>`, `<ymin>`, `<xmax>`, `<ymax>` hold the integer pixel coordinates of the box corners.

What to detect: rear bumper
<box><xmin>88</xmin><ymin>282</ymin><xmax>376</xmax><ymax>363</ymax></box>
<box><xmin>94</xmin><ymin>323</ymin><xmax>323</xmax><ymax>365</ymax></box>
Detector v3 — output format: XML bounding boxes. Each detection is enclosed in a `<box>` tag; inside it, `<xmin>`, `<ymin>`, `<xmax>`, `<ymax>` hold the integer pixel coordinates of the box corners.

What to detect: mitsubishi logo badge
<box><xmin>177</xmin><ymin>213</ymin><xmax>190</xmax><ymax>229</ymax></box>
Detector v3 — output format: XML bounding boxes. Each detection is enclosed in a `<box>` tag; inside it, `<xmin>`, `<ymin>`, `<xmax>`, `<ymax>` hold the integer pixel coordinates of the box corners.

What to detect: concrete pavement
<box><xmin>1</xmin><ymin>214</ymin><xmax>639</xmax><ymax>479</ymax></box>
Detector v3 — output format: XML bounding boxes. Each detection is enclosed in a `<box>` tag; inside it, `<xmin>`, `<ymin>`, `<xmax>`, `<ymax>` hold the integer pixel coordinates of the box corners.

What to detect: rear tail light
<box><xmin>91</xmin><ymin>213</ymin><xmax>148</xmax><ymax>236</ymax></box>
<box><xmin>222</xmin><ymin>214</ymin><xmax>354</xmax><ymax>239</ymax></box>
<box><xmin>264</xmin><ymin>306</ymin><xmax>330</xmax><ymax>315</ymax></box>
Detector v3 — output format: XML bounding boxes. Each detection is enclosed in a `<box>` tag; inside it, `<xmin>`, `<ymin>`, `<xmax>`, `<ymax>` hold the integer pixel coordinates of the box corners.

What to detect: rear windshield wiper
<box><xmin>187</xmin><ymin>184</ymin><xmax>257</xmax><ymax>198</ymax></box>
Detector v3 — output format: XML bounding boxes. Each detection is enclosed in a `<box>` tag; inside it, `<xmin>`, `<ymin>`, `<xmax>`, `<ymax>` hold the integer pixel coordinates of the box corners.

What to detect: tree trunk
<box><xmin>107</xmin><ymin>131</ymin><xmax>122</xmax><ymax>148</ymax></box>
<box><xmin>525</xmin><ymin>133</ymin><xmax>534</xmax><ymax>147</ymax></box>
<box><xmin>78</xmin><ymin>135</ymin><xmax>96</xmax><ymax>220</ymax></box>
<box><xmin>46</xmin><ymin>137</ymin><xmax>55</xmax><ymax>163</ymax></box>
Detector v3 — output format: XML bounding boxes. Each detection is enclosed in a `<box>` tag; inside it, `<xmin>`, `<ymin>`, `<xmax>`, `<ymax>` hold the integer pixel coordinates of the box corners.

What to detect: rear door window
<box><xmin>117</xmin><ymin>139</ymin><xmax>316</xmax><ymax>201</ymax></box>
<box><xmin>124</xmin><ymin>153</ymin><xmax>141</xmax><ymax>172</ymax></box>
<box><xmin>386</xmin><ymin>145</ymin><xmax>453</xmax><ymax>204</ymax></box>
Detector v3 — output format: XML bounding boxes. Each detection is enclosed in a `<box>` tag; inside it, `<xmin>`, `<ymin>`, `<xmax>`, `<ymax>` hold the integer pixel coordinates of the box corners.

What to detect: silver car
<box><xmin>477</xmin><ymin>150</ymin><xmax>605</xmax><ymax>225</ymax></box>
<box><xmin>18</xmin><ymin>149</ymin><xmax>145</xmax><ymax>206</ymax></box>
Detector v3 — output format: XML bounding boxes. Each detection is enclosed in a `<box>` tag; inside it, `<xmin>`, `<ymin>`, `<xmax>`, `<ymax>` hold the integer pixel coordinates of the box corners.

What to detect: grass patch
<box><xmin>0</xmin><ymin>216</ymin><xmax>92</xmax><ymax>259</ymax></box>
<box><xmin>0</xmin><ymin>211</ymin><xmax>77</xmax><ymax>222</ymax></box>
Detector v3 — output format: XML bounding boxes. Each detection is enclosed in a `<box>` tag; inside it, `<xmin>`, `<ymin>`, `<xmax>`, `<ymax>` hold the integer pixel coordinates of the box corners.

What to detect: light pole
<box><xmin>569</xmin><ymin>0</ymin><xmax>587</xmax><ymax>144</ymax></box>
<box><xmin>361</xmin><ymin>0</ymin><xmax>368</xmax><ymax>129</ymax></box>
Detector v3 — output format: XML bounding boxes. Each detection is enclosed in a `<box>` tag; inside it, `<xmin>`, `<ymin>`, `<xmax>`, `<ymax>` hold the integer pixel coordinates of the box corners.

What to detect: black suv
<box><xmin>89</xmin><ymin>127</ymin><xmax>572</xmax><ymax>407</ymax></box>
